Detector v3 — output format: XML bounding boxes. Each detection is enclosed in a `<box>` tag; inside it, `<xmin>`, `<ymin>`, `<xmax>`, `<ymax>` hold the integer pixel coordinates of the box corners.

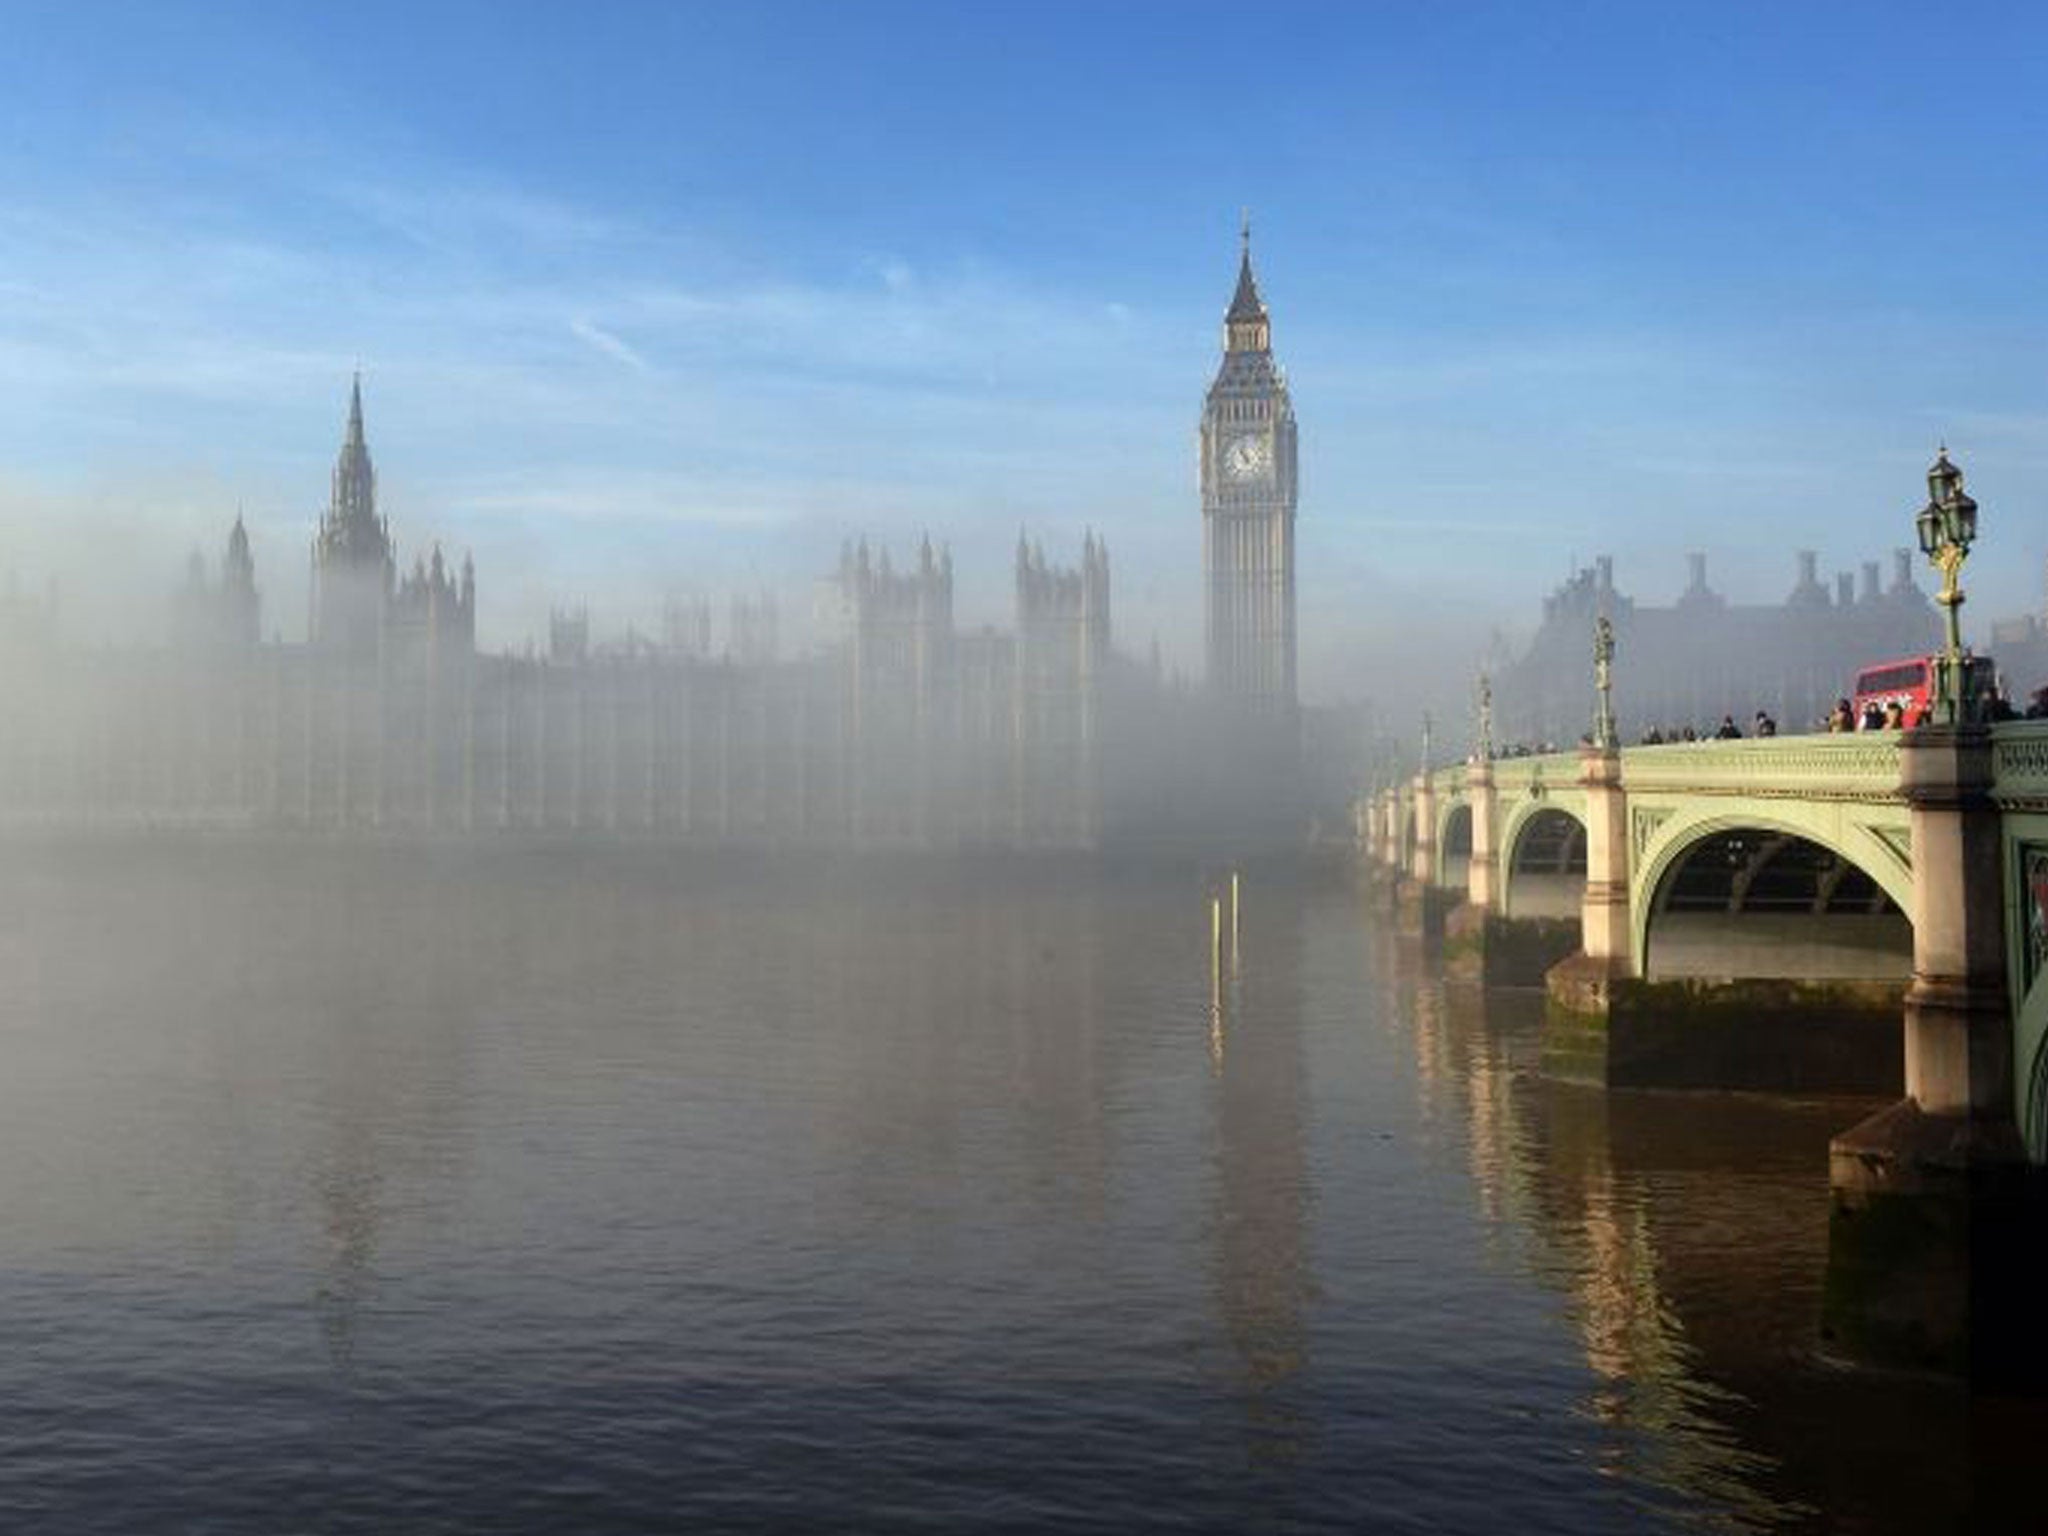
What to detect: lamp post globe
<box><xmin>1949</xmin><ymin>486</ymin><xmax>1978</xmax><ymax>552</ymax></box>
<box><xmin>1916</xmin><ymin>499</ymin><xmax>1942</xmax><ymax>559</ymax></box>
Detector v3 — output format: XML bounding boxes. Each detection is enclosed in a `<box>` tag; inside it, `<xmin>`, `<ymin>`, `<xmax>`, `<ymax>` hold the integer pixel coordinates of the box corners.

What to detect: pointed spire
<box><xmin>346</xmin><ymin>370</ymin><xmax>365</xmax><ymax>449</ymax></box>
<box><xmin>1227</xmin><ymin>214</ymin><xmax>1265</xmax><ymax>324</ymax></box>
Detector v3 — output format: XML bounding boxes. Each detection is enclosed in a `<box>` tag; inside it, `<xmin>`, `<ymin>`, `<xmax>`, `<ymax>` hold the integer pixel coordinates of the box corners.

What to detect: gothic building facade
<box><xmin>0</xmin><ymin>379</ymin><xmax>1112</xmax><ymax>850</ymax></box>
<box><xmin>1200</xmin><ymin>227</ymin><xmax>1298</xmax><ymax>717</ymax></box>
<box><xmin>1496</xmin><ymin>548</ymin><xmax>1942</xmax><ymax>745</ymax></box>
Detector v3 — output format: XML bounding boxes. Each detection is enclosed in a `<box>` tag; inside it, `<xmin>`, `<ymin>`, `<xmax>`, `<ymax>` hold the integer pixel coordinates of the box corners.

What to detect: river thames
<box><xmin>0</xmin><ymin>842</ymin><xmax>2036</xmax><ymax>1532</ymax></box>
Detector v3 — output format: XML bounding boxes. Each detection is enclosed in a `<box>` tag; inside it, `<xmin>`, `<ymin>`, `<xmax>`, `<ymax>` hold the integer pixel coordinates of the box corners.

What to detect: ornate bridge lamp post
<box><xmin>1465</xmin><ymin>674</ymin><xmax>1501</xmax><ymax>913</ymax></box>
<box><xmin>1592</xmin><ymin>615</ymin><xmax>1618</xmax><ymax>749</ymax></box>
<box><xmin>1475</xmin><ymin>673</ymin><xmax>1494</xmax><ymax>764</ymax></box>
<box><xmin>1572</xmin><ymin>613</ymin><xmax>1631</xmax><ymax>972</ymax></box>
<box><xmin>1915</xmin><ymin>446</ymin><xmax>1980</xmax><ymax>725</ymax></box>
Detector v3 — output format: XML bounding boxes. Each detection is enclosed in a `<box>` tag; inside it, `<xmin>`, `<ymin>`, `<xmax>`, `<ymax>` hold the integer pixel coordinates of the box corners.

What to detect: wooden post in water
<box><xmin>1209</xmin><ymin>891</ymin><xmax>1225</xmax><ymax>1069</ymax></box>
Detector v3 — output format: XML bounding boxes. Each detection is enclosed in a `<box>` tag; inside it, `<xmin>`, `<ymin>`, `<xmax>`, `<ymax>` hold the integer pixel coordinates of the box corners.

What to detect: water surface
<box><xmin>0</xmin><ymin>843</ymin><xmax>2033</xmax><ymax>1531</ymax></box>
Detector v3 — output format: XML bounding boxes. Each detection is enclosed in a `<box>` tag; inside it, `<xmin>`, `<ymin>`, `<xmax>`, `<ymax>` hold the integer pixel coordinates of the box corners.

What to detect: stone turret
<box><xmin>1013</xmin><ymin>531</ymin><xmax>1111</xmax><ymax>846</ymax></box>
<box><xmin>311</xmin><ymin>374</ymin><xmax>394</xmax><ymax>657</ymax></box>
<box><xmin>172</xmin><ymin>514</ymin><xmax>263</xmax><ymax>650</ymax></box>
<box><xmin>1676</xmin><ymin>551</ymin><xmax>1724</xmax><ymax>611</ymax></box>
<box><xmin>549</xmin><ymin>606</ymin><xmax>589</xmax><ymax>664</ymax></box>
<box><xmin>390</xmin><ymin>539</ymin><xmax>475</xmax><ymax>658</ymax></box>
<box><xmin>1788</xmin><ymin>549</ymin><xmax>1830</xmax><ymax>608</ymax></box>
<box><xmin>1015</xmin><ymin>528</ymin><xmax>1110</xmax><ymax>671</ymax></box>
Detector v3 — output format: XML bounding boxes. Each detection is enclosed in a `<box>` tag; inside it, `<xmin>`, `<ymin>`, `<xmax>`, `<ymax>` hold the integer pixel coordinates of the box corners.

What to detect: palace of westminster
<box><xmin>0</xmin><ymin>238</ymin><xmax>1971</xmax><ymax>845</ymax></box>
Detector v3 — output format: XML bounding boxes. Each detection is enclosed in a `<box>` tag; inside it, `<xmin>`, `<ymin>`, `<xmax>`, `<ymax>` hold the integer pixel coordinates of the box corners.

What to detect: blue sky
<box><xmin>3</xmin><ymin>0</ymin><xmax>2047</xmax><ymax>694</ymax></box>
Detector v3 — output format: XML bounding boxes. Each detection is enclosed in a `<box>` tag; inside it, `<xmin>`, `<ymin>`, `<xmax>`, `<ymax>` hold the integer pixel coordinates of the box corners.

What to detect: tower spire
<box><xmin>1226</xmin><ymin>219</ymin><xmax>1267</xmax><ymax>333</ymax></box>
<box><xmin>346</xmin><ymin>370</ymin><xmax>365</xmax><ymax>449</ymax></box>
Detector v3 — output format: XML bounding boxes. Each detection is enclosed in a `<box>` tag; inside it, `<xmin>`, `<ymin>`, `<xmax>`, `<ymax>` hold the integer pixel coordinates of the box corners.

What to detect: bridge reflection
<box><xmin>1395</xmin><ymin>961</ymin><xmax>2048</xmax><ymax>1528</ymax></box>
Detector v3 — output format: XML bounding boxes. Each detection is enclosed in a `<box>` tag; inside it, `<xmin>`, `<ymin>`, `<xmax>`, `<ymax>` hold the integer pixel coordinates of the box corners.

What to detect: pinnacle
<box><xmin>1226</xmin><ymin>239</ymin><xmax>1264</xmax><ymax>323</ymax></box>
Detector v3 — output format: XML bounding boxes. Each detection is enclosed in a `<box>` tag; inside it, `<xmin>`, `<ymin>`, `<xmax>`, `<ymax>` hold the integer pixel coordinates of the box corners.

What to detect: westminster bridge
<box><xmin>1359</xmin><ymin>723</ymin><xmax>2048</xmax><ymax>1377</ymax></box>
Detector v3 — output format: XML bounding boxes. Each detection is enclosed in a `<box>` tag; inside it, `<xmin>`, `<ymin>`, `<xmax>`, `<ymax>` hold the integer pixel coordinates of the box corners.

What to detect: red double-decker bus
<box><xmin>1852</xmin><ymin>655</ymin><xmax>1934</xmax><ymax>724</ymax></box>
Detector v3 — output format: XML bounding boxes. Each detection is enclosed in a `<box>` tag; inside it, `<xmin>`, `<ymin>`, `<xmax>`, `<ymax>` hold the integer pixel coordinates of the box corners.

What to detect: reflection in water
<box><xmin>1403</xmin><ymin>967</ymin><xmax>2048</xmax><ymax>1531</ymax></box>
<box><xmin>1408</xmin><ymin>981</ymin><xmax>1777</xmax><ymax>1524</ymax></box>
<box><xmin>312</xmin><ymin>1127</ymin><xmax>382</xmax><ymax>1371</ymax></box>
<box><xmin>9</xmin><ymin>845</ymin><xmax>2046</xmax><ymax>1531</ymax></box>
<box><xmin>1207</xmin><ymin>875</ymin><xmax>1310</xmax><ymax>1467</ymax></box>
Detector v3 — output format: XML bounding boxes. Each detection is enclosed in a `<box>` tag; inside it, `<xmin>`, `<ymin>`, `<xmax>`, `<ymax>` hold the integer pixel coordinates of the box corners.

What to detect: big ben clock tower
<box><xmin>1201</xmin><ymin>221</ymin><xmax>1298</xmax><ymax>716</ymax></box>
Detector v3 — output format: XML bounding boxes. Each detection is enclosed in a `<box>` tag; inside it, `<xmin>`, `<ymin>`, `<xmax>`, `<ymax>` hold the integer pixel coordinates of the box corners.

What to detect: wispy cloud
<box><xmin>569</xmin><ymin>318</ymin><xmax>652</xmax><ymax>374</ymax></box>
<box><xmin>0</xmin><ymin>138</ymin><xmax>1211</xmax><ymax>650</ymax></box>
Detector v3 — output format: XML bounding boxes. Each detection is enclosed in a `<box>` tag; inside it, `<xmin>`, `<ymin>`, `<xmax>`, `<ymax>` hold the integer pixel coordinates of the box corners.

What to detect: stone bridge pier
<box><xmin>1538</xmin><ymin>740</ymin><xmax>1913</xmax><ymax>1095</ymax></box>
<box><xmin>1352</xmin><ymin>721</ymin><xmax>2048</xmax><ymax>1379</ymax></box>
<box><xmin>1394</xmin><ymin>770</ymin><xmax>1450</xmax><ymax>944</ymax></box>
<box><xmin>1439</xmin><ymin>755</ymin><xmax>1584</xmax><ymax>987</ymax></box>
<box><xmin>1825</xmin><ymin>725</ymin><xmax>2039</xmax><ymax>1380</ymax></box>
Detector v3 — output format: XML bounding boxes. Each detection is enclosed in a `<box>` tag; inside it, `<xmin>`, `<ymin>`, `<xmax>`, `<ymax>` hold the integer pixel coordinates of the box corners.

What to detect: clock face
<box><xmin>1224</xmin><ymin>434</ymin><xmax>1271</xmax><ymax>481</ymax></box>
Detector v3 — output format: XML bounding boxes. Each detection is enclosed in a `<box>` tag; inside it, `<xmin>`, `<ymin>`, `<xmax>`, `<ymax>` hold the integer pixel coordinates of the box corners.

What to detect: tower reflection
<box><xmin>1207</xmin><ymin>876</ymin><xmax>1311</xmax><ymax>1466</ymax></box>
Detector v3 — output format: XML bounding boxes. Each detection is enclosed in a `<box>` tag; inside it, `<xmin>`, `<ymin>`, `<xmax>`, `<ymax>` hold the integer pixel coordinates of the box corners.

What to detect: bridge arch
<box><xmin>1632</xmin><ymin>812</ymin><xmax>1912</xmax><ymax>981</ymax></box>
<box><xmin>1501</xmin><ymin>801</ymin><xmax>1586</xmax><ymax>921</ymax></box>
<box><xmin>1437</xmin><ymin>800</ymin><xmax>1472</xmax><ymax>890</ymax></box>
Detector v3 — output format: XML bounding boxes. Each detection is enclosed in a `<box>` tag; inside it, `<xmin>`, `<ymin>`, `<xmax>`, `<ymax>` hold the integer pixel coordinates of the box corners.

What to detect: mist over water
<box><xmin>1</xmin><ymin>842</ymin><xmax>2033</xmax><ymax>1532</ymax></box>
